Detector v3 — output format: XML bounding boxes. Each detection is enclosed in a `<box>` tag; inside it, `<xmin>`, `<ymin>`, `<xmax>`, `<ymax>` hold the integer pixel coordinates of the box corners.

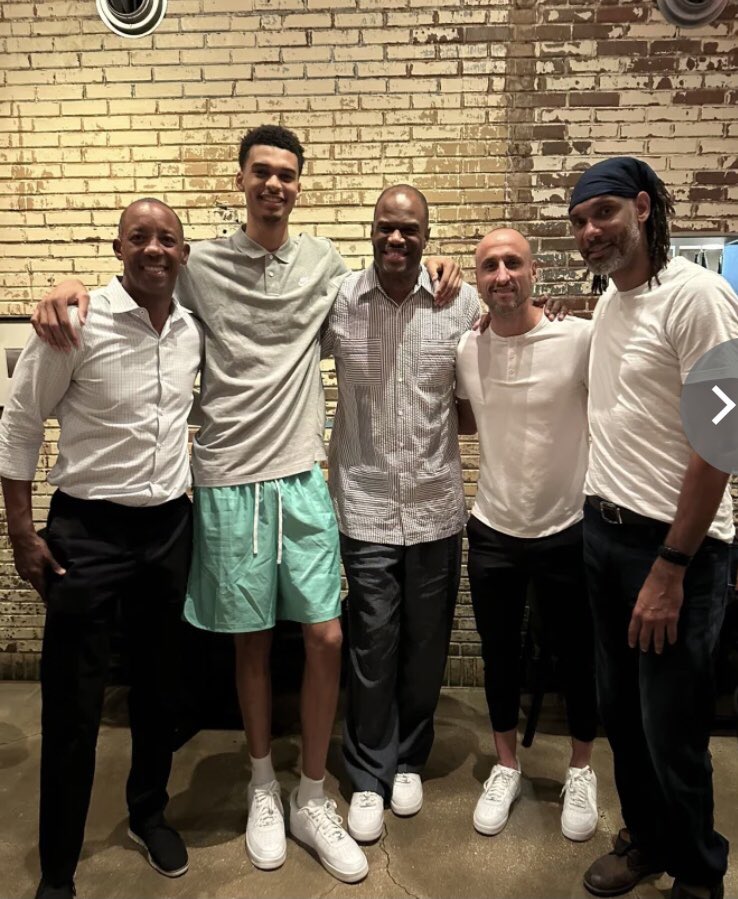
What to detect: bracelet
<box><xmin>657</xmin><ymin>544</ymin><xmax>693</xmax><ymax>567</ymax></box>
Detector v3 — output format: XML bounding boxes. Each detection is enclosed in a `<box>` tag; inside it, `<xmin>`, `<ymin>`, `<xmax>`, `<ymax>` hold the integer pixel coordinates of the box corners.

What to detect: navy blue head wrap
<box><xmin>568</xmin><ymin>157</ymin><xmax>662</xmax><ymax>212</ymax></box>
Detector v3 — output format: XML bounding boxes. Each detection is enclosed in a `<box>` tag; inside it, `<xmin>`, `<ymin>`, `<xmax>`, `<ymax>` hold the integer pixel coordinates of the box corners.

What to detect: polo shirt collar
<box><xmin>233</xmin><ymin>226</ymin><xmax>298</xmax><ymax>263</ymax></box>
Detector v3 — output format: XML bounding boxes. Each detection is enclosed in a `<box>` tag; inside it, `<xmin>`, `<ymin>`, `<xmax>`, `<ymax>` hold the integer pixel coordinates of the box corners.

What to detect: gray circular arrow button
<box><xmin>681</xmin><ymin>338</ymin><xmax>738</xmax><ymax>473</ymax></box>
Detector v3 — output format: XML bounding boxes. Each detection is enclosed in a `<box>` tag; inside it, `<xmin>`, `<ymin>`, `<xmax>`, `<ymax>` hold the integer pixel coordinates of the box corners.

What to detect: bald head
<box><xmin>118</xmin><ymin>198</ymin><xmax>184</xmax><ymax>240</ymax></box>
<box><xmin>475</xmin><ymin>228</ymin><xmax>533</xmax><ymax>267</ymax></box>
<box><xmin>475</xmin><ymin>227</ymin><xmax>537</xmax><ymax>320</ymax></box>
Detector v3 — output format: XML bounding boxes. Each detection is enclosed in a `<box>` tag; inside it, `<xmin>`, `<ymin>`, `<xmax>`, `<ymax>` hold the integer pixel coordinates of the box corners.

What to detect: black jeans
<box><xmin>340</xmin><ymin>531</ymin><xmax>462</xmax><ymax>801</ymax></box>
<box><xmin>39</xmin><ymin>490</ymin><xmax>192</xmax><ymax>886</ymax></box>
<box><xmin>583</xmin><ymin>503</ymin><xmax>729</xmax><ymax>887</ymax></box>
<box><xmin>466</xmin><ymin>515</ymin><xmax>598</xmax><ymax>741</ymax></box>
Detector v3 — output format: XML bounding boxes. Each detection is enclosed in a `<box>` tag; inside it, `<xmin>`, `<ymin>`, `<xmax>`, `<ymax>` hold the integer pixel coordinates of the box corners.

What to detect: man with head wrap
<box><xmin>569</xmin><ymin>157</ymin><xmax>738</xmax><ymax>899</ymax></box>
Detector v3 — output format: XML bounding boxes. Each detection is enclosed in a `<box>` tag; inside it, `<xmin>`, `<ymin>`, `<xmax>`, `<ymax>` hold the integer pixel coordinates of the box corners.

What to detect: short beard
<box><xmin>487</xmin><ymin>294</ymin><xmax>526</xmax><ymax>317</ymax></box>
<box><xmin>587</xmin><ymin>216</ymin><xmax>641</xmax><ymax>276</ymax></box>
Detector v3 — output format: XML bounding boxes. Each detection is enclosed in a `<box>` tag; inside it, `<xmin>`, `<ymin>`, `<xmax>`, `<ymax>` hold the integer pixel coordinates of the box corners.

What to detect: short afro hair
<box><xmin>238</xmin><ymin>125</ymin><xmax>305</xmax><ymax>175</ymax></box>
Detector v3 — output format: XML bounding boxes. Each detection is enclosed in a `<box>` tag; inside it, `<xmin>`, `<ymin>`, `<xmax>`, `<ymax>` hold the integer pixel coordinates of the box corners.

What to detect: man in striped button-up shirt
<box><xmin>322</xmin><ymin>185</ymin><xmax>480</xmax><ymax>843</ymax></box>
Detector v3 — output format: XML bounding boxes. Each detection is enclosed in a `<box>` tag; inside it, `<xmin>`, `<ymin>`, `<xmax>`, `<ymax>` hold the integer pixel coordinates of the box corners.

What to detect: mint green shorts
<box><xmin>184</xmin><ymin>465</ymin><xmax>341</xmax><ymax>633</ymax></box>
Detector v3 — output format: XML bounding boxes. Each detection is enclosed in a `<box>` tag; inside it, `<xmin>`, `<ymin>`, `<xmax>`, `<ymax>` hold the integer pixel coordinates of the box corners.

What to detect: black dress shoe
<box><xmin>35</xmin><ymin>880</ymin><xmax>76</xmax><ymax>899</ymax></box>
<box><xmin>583</xmin><ymin>829</ymin><xmax>665</xmax><ymax>897</ymax></box>
<box><xmin>128</xmin><ymin>814</ymin><xmax>189</xmax><ymax>877</ymax></box>
<box><xmin>672</xmin><ymin>880</ymin><xmax>724</xmax><ymax>899</ymax></box>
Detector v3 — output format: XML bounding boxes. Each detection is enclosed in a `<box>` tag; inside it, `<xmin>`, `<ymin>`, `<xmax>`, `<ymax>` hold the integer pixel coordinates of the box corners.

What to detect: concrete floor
<box><xmin>1</xmin><ymin>683</ymin><xmax>737</xmax><ymax>899</ymax></box>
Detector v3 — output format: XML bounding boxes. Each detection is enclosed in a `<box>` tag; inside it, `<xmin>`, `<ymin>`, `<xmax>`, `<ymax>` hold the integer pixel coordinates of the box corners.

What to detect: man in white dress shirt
<box><xmin>0</xmin><ymin>199</ymin><xmax>203</xmax><ymax>899</ymax></box>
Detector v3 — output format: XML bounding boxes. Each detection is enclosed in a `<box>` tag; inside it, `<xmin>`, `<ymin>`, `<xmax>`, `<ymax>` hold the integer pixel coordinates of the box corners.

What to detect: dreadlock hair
<box><xmin>645</xmin><ymin>175</ymin><xmax>675</xmax><ymax>287</ymax></box>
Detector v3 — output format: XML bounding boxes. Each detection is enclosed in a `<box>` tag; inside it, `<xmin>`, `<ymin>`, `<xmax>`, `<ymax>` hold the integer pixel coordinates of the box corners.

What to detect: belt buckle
<box><xmin>600</xmin><ymin>500</ymin><xmax>622</xmax><ymax>525</ymax></box>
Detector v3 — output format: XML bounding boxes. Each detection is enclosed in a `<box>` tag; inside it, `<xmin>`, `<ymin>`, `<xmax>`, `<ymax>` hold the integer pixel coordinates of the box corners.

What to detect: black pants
<box><xmin>583</xmin><ymin>503</ymin><xmax>729</xmax><ymax>887</ymax></box>
<box><xmin>466</xmin><ymin>515</ymin><xmax>598</xmax><ymax>741</ymax></box>
<box><xmin>341</xmin><ymin>531</ymin><xmax>462</xmax><ymax>801</ymax></box>
<box><xmin>39</xmin><ymin>490</ymin><xmax>192</xmax><ymax>886</ymax></box>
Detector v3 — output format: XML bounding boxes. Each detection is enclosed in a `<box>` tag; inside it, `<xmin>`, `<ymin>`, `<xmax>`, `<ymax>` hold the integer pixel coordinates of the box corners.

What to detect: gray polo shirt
<box><xmin>323</xmin><ymin>265</ymin><xmax>480</xmax><ymax>545</ymax></box>
<box><xmin>176</xmin><ymin>228</ymin><xmax>349</xmax><ymax>487</ymax></box>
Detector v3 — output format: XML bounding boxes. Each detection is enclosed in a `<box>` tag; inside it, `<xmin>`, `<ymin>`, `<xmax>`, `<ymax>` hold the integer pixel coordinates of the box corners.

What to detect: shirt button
<box><xmin>268</xmin><ymin>271</ymin><xmax>274</xmax><ymax>277</ymax></box>
<box><xmin>397</xmin><ymin>410</ymin><xmax>403</xmax><ymax>417</ymax></box>
<box><xmin>397</xmin><ymin>377</ymin><xmax>403</xmax><ymax>383</ymax></box>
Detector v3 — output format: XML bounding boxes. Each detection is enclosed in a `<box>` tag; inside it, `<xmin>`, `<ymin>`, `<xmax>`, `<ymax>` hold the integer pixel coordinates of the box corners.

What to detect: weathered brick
<box><xmin>674</xmin><ymin>89</ymin><xmax>727</xmax><ymax>104</ymax></box>
<box><xmin>1</xmin><ymin>0</ymin><xmax>737</xmax><ymax>687</ymax></box>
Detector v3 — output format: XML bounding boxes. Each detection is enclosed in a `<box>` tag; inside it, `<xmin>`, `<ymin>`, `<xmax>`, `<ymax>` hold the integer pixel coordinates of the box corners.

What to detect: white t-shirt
<box><xmin>586</xmin><ymin>256</ymin><xmax>738</xmax><ymax>543</ymax></box>
<box><xmin>456</xmin><ymin>314</ymin><xmax>591</xmax><ymax>539</ymax></box>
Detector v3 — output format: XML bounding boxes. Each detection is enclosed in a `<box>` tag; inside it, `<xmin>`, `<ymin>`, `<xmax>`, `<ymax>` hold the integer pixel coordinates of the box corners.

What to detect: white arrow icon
<box><xmin>712</xmin><ymin>384</ymin><xmax>736</xmax><ymax>425</ymax></box>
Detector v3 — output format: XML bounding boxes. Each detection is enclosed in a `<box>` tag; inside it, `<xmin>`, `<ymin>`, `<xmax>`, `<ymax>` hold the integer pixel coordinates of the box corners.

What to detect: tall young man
<box><xmin>0</xmin><ymin>200</ymin><xmax>202</xmax><ymax>899</ymax></box>
<box><xmin>569</xmin><ymin>157</ymin><xmax>738</xmax><ymax>899</ymax></box>
<box><xmin>455</xmin><ymin>228</ymin><xmax>598</xmax><ymax>842</ymax></box>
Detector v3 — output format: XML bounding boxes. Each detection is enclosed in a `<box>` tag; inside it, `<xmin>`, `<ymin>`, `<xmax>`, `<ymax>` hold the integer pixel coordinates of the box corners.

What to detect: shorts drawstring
<box><xmin>253</xmin><ymin>482</ymin><xmax>260</xmax><ymax>556</ymax></box>
<box><xmin>252</xmin><ymin>480</ymin><xmax>282</xmax><ymax>565</ymax></box>
<box><xmin>276</xmin><ymin>481</ymin><xmax>283</xmax><ymax>566</ymax></box>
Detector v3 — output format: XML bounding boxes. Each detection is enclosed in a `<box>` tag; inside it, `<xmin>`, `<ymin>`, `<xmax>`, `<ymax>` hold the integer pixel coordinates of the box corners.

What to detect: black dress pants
<box><xmin>466</xmin><ymin>515</ymin><xmax>598</xmax><ymax>742</ymax></box>
<box><xmin>39</xmin><ymin>490</ymin><xmax>192</xmax><ymax>886</ymax></box>
<box><xmin>583</xmin><ymin>503</ymin><xmax>729</xmax><ymax>887</ymax></box>
<box><xmin>341</xmin><ymin>531</ymin><xmax>462</xmax><ymax>802</ymax></box>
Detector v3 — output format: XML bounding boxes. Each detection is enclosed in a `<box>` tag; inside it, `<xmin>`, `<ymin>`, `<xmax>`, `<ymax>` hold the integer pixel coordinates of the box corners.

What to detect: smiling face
<box><xmin>475</xmin><ymin>229</ymin><xmax>537</xmax><ymax>318</ymax></box>
<box><xmin>568</xmin><ymin>192</ymin><xmax>650</xmax><ymax>278</ymax></box>
<box><xmin>114</xmin><ymin>200</ymin><xmax>188</xmax><ymax>303</ymax></box>
<box><xmin>236</xmin><ymin>143</ymin><xmax>301</xmax><ymax>231</ymax></box>
<box><xmin>372</xmin><ymin>189</ymin><xmax>430</xmax><ymax>286</ymax></box>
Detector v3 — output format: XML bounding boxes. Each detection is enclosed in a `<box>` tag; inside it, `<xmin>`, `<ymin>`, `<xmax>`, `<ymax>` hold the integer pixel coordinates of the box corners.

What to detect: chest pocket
<box><xmin>338</xmin><ymin>338</ymin><xmax>383</xmax><ymax>384</ymax></box>
<box><xmin>418</xmin><ymin>339</ymin><xmax>456</xmax><ymax>386</ymax></box>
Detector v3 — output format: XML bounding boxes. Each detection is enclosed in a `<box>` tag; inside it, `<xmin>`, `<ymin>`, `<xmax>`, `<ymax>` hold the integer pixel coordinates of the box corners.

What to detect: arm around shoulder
<box><xmin>31</xmin><ymin>277</ymin><xmax>91</xmax><ymax>351</ymax></box>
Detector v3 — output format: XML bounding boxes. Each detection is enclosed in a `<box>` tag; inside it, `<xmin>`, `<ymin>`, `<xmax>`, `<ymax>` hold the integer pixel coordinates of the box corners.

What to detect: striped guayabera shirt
<box><xmin>322</xmin><ymin>265</ymin><xmax>480</xmax><ymax>546</ymax></box>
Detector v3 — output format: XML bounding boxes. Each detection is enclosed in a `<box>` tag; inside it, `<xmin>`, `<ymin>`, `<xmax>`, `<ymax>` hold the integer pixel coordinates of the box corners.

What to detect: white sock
<box><xmin>250</xmin><ymin>752</ymin><xmax>276</xmax><ymax>787</ymax></box>
<box><xmin>297</xmin><ymin>772</ymin><xmax>325</xmax><ymax>808</ymax></box>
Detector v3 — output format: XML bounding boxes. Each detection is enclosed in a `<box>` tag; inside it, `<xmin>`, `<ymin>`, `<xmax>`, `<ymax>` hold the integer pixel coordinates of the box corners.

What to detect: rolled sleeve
<box><xmin>0</xmin><ymin>334</ymin><xmax>77</xmax><ymax>480</ymax></box>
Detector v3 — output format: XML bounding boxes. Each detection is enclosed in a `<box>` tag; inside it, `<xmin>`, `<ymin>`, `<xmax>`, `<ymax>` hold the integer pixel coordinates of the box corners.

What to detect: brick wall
<box><xmin>1</xmin><ymin>0</ymin><xmax>737</xmax><ymax>682</ymax></box>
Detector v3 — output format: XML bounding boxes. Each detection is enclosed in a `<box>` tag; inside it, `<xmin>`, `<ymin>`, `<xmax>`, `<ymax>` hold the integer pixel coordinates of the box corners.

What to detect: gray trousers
<box><xmin>341</xmin><ymin>531</ymin><xmax>462</xmax><ymax>801</ymax></box>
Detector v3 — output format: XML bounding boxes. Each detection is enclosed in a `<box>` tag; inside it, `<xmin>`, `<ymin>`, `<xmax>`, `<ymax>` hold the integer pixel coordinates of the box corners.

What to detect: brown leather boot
<box><xmin>583</xmin><ymin>829</ymin><xmax>665</xmax><ymax>897</ymax></box>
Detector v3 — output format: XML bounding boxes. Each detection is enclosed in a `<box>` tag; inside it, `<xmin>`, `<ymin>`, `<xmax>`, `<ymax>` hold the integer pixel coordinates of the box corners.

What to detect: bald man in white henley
<box><xmin>455</xmin><ymin>227</ymin><xmax>599</xmax><ymax>843</ymax></box>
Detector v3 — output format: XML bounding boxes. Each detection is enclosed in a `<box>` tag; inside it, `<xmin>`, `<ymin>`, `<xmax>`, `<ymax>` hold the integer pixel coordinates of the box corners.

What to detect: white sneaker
<box><xmin>245</xmin><ymin>779</ymin><xmax>286</xmax><ymax>870</ymax></box>
<box><xmin>561</xmin><ymin>765</ymin><xmax>598</xmax><ymax>841</ymax></box>
<box><xmin>348</xmin><ymin>791</ymin><xmax>385</xmax><ymax>842</ymax></box>
<box><xmin>288</xmin><ymin>789</ymin><xmax>368</xmax><ymax>883</ymax></box>
<box><xmin>473</xmin><ymin>764</ymin><xmax>522</xmax><ymax>835</ymax></box>
<box><xmin>390</xmin><ymin>772</ymin><xmax>423</xmax><ymax>816</ymax></box>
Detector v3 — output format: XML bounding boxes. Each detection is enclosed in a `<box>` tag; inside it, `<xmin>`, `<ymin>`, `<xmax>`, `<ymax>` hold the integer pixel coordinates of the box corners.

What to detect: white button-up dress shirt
<box><xmin>0</xmin><ymin>276</ymin><xmax>203</xmax><ymax>507</ymax></box>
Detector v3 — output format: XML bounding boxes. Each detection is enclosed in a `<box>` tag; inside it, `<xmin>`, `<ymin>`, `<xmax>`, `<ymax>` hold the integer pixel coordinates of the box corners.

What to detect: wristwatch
<box><xmin>657</xmin><ymin>544</ymin><xmax>692</xmax><ymax>567</ymax></box>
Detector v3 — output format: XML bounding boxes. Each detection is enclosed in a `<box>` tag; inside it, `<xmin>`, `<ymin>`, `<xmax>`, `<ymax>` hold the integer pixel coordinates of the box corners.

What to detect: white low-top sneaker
<box><xmin>473</xmin><ymin>764</ymin><xmax>522</xmax><ymax>836</ymax></box>
<box><xmin>348</xmin><ymin>791</ymin><xmax>385</xmax><ymax>842</ymax></box>
<box><xmin>245</xmin><ymin>779</ymin><xmax>286</xmax><ymax>870</ymax></box>
<box><xmin>561</xmin><ymin>765</ymin><xmax>598</xmax><ymax>841</ymax></box>
<box><xmin>390</xmin><ymin>772</ymin><xmax>423</xmax><ymax>816</ymax></box>
<box><xmin>289</xmin><ymin>789</ymin><xmax>369</xmax><ymax>883</ymax></box>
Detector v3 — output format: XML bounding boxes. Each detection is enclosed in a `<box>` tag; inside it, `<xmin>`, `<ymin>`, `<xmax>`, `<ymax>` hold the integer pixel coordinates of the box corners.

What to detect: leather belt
<box><xmin>586</xmin><ymin>495</ymin><xmax>658</xmax><ymax>527</ymax></box>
